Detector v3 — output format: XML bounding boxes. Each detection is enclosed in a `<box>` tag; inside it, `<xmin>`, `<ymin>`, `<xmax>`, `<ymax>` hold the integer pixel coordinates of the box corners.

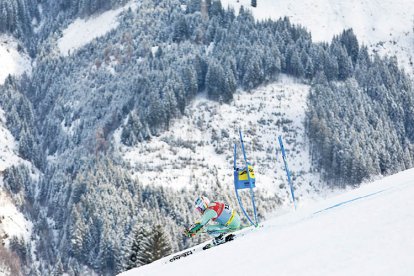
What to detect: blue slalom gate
<box><xmin>278</xmin><ymin>135</ymin><xmax>297</xmax><ymax>210</ymax></box>
<box><xmin>234</xmin><ymin>130</ymin><xmax>259</xmax><ymax>227</ymax></box>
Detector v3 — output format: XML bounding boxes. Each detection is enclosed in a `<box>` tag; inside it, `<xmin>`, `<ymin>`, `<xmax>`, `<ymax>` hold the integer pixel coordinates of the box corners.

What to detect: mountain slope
<box><xmin>0</xmin><ymin>108</ymin><xmax>32</xmax><ymax>245</ymax></box>
<box><xmin>1</xmin><ymin>0</ymin><xmax>413</xmax><ymax>274</ymax></box>
<box><xmin>0</xmin><ymin>108</ymin><xmax>32</xmax><ymax>275</ymax></box>
<box><xmin>221</xmin><ymin>0</ymin><xmax>414</xmax><ymax>75</ymax></box>
<box><xmin>0</xmin><ymin>35</ymin><xmax>31</xmax><ymax>85</ymax></box>
<box><xmin>57</xmin><ymin>1</ymin><xmax>138</xmax><ymax>56</ymax></box>
<box><xmin>0</xmin><ymin>108</ymin><xmax>20</xmax><ymax>173</ymax></box>
<box><xmin>115</xmin><ymin>75</ymin><xmax>322</xmax><ymax>203</ymax></box>
<box><xmin>121</xmin><ymin>168</ymin><xmax>414</xmax><ymax>276</ymax></box>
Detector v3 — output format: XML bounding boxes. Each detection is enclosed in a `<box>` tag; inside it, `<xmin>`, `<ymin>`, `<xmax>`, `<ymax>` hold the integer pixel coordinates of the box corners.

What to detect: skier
<box><xmin>184</xmin><ymin>196</ymin><xmax>241</xmax><ymax>246</ymax></box>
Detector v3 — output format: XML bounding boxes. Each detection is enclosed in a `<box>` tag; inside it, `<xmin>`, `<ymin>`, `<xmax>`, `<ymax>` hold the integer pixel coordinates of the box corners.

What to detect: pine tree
<box><xmin>289</xmin><ymin>49</ymin><xmax>305</xmax><ymax>78</ymax></box>
<box><xmin>181</xmin><ymin>65</ymin><xmax>198</xmax><ymax>99</ymax></box>
<box><xmin>206</xmin><ymin>60</ymin><xmax>233</xmax><ymax>101</ymax></box>
<box><xmin>187</xmin><ymin>0</ymin><xmax>201</xmax><ymax>13</ymax></box>
<box><xmin>173</xmin><ymin>15</ymin><xmax>189</xmax><ymax>43</ymax></box>
<box><xmin>52</xmin><ymin>257</ymin><xmax>64</xmax><ymax>276</ymax></box>
<box><xmin>243</xmin><ymin>54</ymin><xmax>264</xmax><ymax>90</ymax></box>
<box><xmin>18</xmin><ymin>126</ymin><xmax>35</xmax><ymax>161</ymax></box>
<box><xmin>145</xmin><ymin>225</ymin><xmax>172</xmax><ymax>263</ymax></box>
<box><xmin>98</xmin><ymin>227</ymin><xmax>117</xmax><ymax>273</ymax></box>
<box><xmin>3</xmin><ymin>166</ymin><xmax>19</xmax><ymax>194</ymax></box>
<box><xmin>125</xmin><ymin>225</ymin><xmax>151</xmax><ymax>270</ymax></box>
<box><xmin>339</xmin><ymin>29</ymin><xmax>359</xmax><ymax>64</ymax></box>
<box><xmin>304</xmin><ymin>56</ymin><xmax>314</xmax><ymax>79</ymax></box>
<box><xmin>324</xmin><ymin>53</ymin><xmax>339</xmax><ymax>80</ymax></box>
<box><xmin>69</xmin><ymin>207</ymin><xmax>87</xmax><ymax>260</ymax></box>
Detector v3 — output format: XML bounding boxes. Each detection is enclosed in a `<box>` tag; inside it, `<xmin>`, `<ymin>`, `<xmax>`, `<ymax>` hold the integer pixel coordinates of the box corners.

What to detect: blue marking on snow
<box><xmin>313</xmin><ymin>189</ymin><xmax>388</xmax><ymax>215</ymax></box>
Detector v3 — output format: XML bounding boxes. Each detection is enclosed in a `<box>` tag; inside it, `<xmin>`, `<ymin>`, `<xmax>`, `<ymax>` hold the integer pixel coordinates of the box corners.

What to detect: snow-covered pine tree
<box><xmin>124</xmin><ymin>224</ymin><xmax>151</xmax><ymax>270</ymax></box>
<box><xmin>145</xmin><ymin>225</ymin><xmax>172</xmax><ymax>263</ymax></box>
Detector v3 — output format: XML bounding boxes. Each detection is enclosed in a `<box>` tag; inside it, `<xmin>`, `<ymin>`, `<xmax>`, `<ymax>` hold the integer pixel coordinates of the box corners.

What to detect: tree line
<box><xmin>0</xmin><ymin>0</ymin><xmax>413</xmax><ymax>274</ymax></box>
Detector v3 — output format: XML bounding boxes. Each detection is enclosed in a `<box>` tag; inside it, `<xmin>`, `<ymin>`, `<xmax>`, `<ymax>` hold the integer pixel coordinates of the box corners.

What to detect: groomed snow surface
<box><xmin>120</xmin><ymin>168</ymin><xmax>414</xmax><ymax>276</ymax></box>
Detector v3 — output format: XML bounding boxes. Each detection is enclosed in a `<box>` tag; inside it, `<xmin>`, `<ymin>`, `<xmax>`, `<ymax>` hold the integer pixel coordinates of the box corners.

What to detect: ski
<box><xmin>166</xmin><ymin>234</ymin><xmax>235</xmax><ymax>263</ymax></box>
<box><xmin>167</xmin><ymin>248</ymin><xmax>198</xmax><ymax>263</ymax></box>
<box><xmin>202</xmin><ymin>234</ymin><xmax>235</xmax><ymax>250</ymax></box>
<box><xmin>165</xmin><ymin>234</ymin><xmax>236</xmax><ymax>263</ymax></box>
<box><xmin>165</xmin><ymin>225</ymin><xmax>262</xmax><ymax>264</ymax></box>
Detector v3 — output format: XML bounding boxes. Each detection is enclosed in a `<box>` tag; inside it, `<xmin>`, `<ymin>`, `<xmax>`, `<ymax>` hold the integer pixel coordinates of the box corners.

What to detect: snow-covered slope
<box><xmin>57</xmin><ymin>1</ymin><xmax>137</xmax><ymax>56</ymax></box>
<box><xmin>120</xmin><ymin>168</ymin><xmax>414</xmax><ymax>276</ymax></box>
<box><xmin>115</xmin><ymin>76</ymin><xmax>322</xmax><ymax>204</ymax></box>
<box><xmin>221</xmin><ymin>0</ymin><xmax>414</xmax><ymax>75</ymax></box>
<box><xmin>0</xmin><ymin>108</ymin><xmax>32</xmax><ymax>247</ymax></box>
<box><xmin>0</xmin><ymin>189</ymin><xmax>32</xmax><ymax>246</ymax></box>
<box><xmin>0</xmin><ymin>109</ymin><xmax>20</xmax><ymax>173</ymax></box>
<box><xmin>0</xmin><ymin>35</ymin><xmax>31</xmax><ymax>85</ymax></box>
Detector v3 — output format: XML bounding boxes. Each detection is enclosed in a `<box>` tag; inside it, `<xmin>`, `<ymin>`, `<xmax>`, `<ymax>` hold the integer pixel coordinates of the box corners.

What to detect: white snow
<box><xmin>0</xmin><ymin>186</ymin><xmax>32</xmax><ymax>246</ymax></box>
<box><xmin>57</xmin><ymin>1</ymin><xmax>138</xmax><ymax>56</ymax></box>
<box><xmin>115</xmin><ymin>76</ymin><xmax>322</xmax><ymax>204</ymax></box>
<box><xmin>0</xmin><ymin>109</ymin><xmax>20</xmax><ymax>173</ymax></box>
<box><xmin>221</xmin><ymin>0</ymin><xmax>414</xmax><ymax>75</ymax></box>
<box><xmin>0</xmin><ymin>35</ymin><xmax>32</xmax><ymax>85</ymax></box>
<box><xmin>0</xmin><ymin>109</ymin><xmax>33</xmax><ymax>247</ymax></box>
<box><xmin>120</xmin><ymin>167</ymin><xmax>414</xmax><ymax>276</ymax></box>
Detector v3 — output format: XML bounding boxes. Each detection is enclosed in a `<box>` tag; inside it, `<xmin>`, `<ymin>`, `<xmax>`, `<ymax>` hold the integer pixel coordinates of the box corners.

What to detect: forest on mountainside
<box><xmin>0</xmin><ymin>0</ymin><xmax>413</xmax><ymax>274</ymax></box>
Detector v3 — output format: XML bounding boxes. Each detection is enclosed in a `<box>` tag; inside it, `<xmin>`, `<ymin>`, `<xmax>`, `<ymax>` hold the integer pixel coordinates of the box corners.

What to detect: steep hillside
<box><xmin>221</xmin><ymin>0</ymin><xmax>414</xmax><ymax>75</ymax></box>
<box><xmin>0</xmin><ymin>108</ymin><xmax>21</xmax><ymax>172</ymax></box>
<box><xmin>0</xmin><ymin>35</ymin><xmax>31</xmax><ymax>85</ymax></box>
<box><xmin>116</xmin><ymin>75</ymin><xmax>322</xmax><ymax>204</ymax></box>
<box><xmin>0</xmin><ymin>0</ymin><xmax>413</xmax><ymax>274</ymax></box>
<box><xmin>0</xmin><ymin>108</ymin><xmax>32</xmax><ymax>276</ymax></box>
<box><xmin>121</xmin><ymin>168</ymin><xmax>414</xmax><ymax>276</ymax></box>
<box><xmin>57</xmin><ymin>1</ymin><xmax>138</xmax><ymax>56</ymax></box>
<box><xmin>0</xmin><ymin>108</ymin><xmax>32</xmax><ymax>245</ymax></box>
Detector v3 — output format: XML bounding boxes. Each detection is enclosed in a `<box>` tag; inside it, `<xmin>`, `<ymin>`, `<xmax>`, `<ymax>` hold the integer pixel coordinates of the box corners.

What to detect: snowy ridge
<box><xmin>120</xmin><ymin>168</ymin><xmax>414</xmax><ymax>276</ymax></box>
<box><xmin>221</xmin><ymin>0</ymin><xmax>414</xmax><ymax>75</ymax></box>
<box><xmin>57</xmin><ymin>1</ymin><xmax>138</xmax><ymax>56</ymax></box>
<box><xmin>115</xmin><ymin>76</ymin><xmax>322</xmax><ymax>205</ymax></box>
<box><xmin>0</xmin><ymin>35</ymin><xmax>32</xmax><ymax>85</ymax></box>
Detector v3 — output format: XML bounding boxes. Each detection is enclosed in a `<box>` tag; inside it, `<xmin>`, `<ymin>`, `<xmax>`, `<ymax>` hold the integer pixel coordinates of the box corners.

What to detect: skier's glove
<box><xmin>184</xmin><ymin>228</ymin><xmax>195</xmax><ymax>237</ymax></box>
<box><xmin>184</xmin><ymin>223</ymin><xmax>203</xmax><ymax>237</ymax></box>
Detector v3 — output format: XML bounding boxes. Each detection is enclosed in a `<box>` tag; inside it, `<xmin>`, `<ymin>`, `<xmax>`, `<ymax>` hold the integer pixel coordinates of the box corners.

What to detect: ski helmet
<box><xmin>195</xmin><ymin>196</ymin><xmax>210</xmax><ymax>213</ymax></box>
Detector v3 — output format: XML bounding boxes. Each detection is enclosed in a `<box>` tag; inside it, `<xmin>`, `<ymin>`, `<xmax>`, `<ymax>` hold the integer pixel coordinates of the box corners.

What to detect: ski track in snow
<box><xmin>120</xmin><ymin>168</ymin><xmax>414</xmax><ymax>276</ymax></box>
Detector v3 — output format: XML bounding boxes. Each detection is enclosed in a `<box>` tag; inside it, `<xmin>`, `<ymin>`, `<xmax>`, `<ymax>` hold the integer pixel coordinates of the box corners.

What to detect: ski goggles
<box><xmin>195</xmin><ymin>198</ymin><xmax>207</xmax><ymax>212</ymax></box>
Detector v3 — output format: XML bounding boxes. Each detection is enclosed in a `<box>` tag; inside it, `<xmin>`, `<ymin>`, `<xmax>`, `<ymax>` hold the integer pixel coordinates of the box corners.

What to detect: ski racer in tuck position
<box><xmin>184</xmin><ymin>196</ymin><xmax>241</xmax><ymax>245</ymax></box>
